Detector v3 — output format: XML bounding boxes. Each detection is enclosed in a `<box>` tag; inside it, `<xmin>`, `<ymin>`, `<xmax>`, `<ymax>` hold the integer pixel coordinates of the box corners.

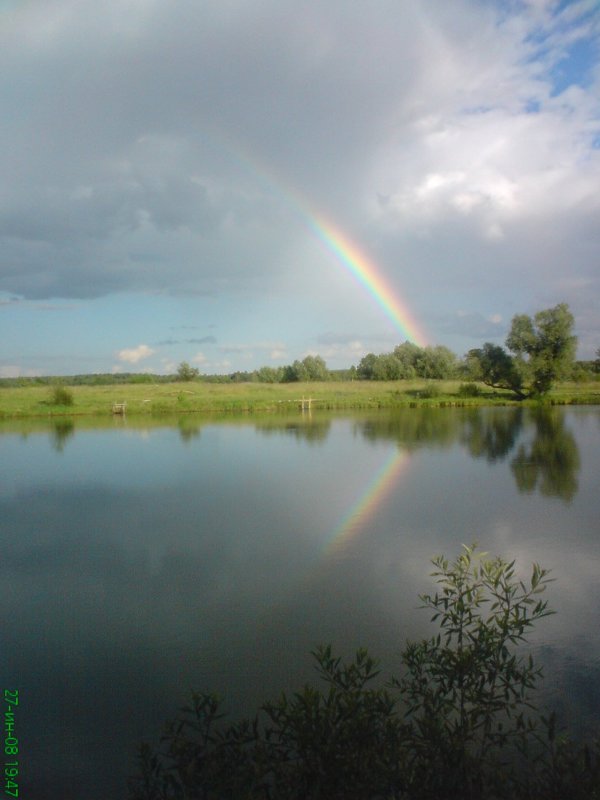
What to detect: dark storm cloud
<box><xmin>0</xmin><ymin>0</ymin><xmax>599</xmax><ymax>355</ymax></box>
<box><xmin>0</xmin><ymin>0</ymin><xmax>430</xmax><ymax>301</ymax></box>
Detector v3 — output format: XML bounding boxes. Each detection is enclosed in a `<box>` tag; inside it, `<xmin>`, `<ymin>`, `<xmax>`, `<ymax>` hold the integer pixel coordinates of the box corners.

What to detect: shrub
<box><xmin>50</xmin><ymin>385</ymin><xmax>74</xmax><ymax>406</ymax></box>
<box><xmin>458</xmin><ymin>382</ymin><xmax>482</xmax><ymax>397</ymax></box>
<box><xmin>394</xmin><ymin>546</ymin><xmax>553</xmax><ymax>799</ymax></box>
<box><xmin>128</xmin><ymin>547</ymin><xmax>600</xmax><ymax>800</ymax></box>
<box><xmin>419</xmin><ymin>381</ymin><xmax>441</xmax><ymax>399</ymax></box>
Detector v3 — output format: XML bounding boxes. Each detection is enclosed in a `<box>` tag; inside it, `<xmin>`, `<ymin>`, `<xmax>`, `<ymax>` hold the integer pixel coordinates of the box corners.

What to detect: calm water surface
<box><xmin>0</xmin><ymin>406</ymin><xmax>599</xmax><ymax>798</ymax></box>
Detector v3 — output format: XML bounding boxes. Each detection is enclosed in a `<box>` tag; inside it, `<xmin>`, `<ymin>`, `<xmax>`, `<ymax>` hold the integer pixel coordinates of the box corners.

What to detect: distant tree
<box><xmin>356</xmin><ymin>353</ymin><xmax>399</xmax><ymax>381</ymax></box>
<box><xmin>301</xmin><ymin>355</ymin><xmax>329</xmax><ymax>381</ymax></box>
<box><xmin>371</xmin><ymin>354</ymin><xmax>403</xmax><ymax>380</ymax></box>
<box><xmin>571</xmin><ymin>362</ymin><xmax>594</xmax><ymax>382</ymax></box>
<box><xmin>256</xmin><ymin>366</ymin><xmax>284</xmax><ymax>383</ymax></box>
<box><xmin>281</xmin><ymin>362</ymin><xmax>301</xmax><ymax>382</ymax></box>
<box><xmin>357</xmin><ymin>353</ymin><xmax>378</xmax><ymax>380</ymax></box>
<box><xmin>329</xmin><ymin>366</ymin><xmax>357</xmax><ymax>381</ymax></box>
<box><xmin>393</xmin><ymin>341</ymin><xmax>421</xmax><ymax>373</ymax></box>
<box><xmin>229</xmin><ymin>371</ymin><xmax>255</xmax><ymax>383</ymax></box>
<box><xmin>392</xmin><ymin>341</ymin><xmax>420</xmax><ymax>378</ymax></box>
<box><xmin>358</xmin><ymin>343</ymin><xmax>460</xmax><ymax>381</ymax></box>
<box><xmin>176</xmin><ymin>361</ymin><xmax>199</xmax><ymax>382</ymax></box>
<box><xmin>506</xmin><ymin>303</ymin><xmax>577</xmax><ymax>396</ymax></box>
<box><xmin>414</xmin><ymin>345</ymin><xmax>458</xmax><ymax>379</ymax></box>
<box><xmin>281</xmin><ymin>355</ymin><xmax>329</xmax><ymax>382</ymax></box>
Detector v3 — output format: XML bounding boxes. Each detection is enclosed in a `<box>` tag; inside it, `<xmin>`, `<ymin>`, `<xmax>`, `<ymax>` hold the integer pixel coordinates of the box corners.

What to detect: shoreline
<box><xmin>1</xmin><ymin>379</ymin><xmax>599</xmax><ymax>420</ymax></box>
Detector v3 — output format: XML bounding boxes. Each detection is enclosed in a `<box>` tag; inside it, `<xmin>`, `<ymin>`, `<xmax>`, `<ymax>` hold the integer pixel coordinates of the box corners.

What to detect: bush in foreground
<box><xmin>128</xmin><ymin>546</ymin><xmax>599</xmax><ymax>800</ymax></box>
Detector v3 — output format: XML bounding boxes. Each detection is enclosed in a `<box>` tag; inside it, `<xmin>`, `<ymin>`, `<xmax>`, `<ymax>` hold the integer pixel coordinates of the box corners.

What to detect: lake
<box><xmin>1</xmin><ymin>405</ymin><xmax>599</xmax><ymax>799</ymax></box>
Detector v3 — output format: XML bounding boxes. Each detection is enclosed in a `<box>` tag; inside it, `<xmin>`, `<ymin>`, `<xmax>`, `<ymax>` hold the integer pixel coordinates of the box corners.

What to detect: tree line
<box><xmin>2</xmin><ymin>303</ymin><xmax>597</xmax><ymax>397</ymax></box>
<box><xmin>174</xmin><ymin>302</ymin><xmax>594</xmax><ymax>399</ymax></box>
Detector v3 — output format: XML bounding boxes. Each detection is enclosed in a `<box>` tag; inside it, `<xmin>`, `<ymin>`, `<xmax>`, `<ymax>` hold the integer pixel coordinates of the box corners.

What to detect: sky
<box><xmin>1</xmin><ymin>0</ymin><xmax>599</xmax><ymax>377</ymax></box>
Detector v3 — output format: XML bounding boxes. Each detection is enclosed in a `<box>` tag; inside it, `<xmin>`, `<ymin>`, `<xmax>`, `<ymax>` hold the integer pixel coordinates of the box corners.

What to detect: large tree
<box><xmin>469</xmin><ymin>304</ymin><xmax>576</xmax><ymax>398</ymax></box>
<box><xmin>506</xmin><ymin>303</ymin><xmax>577</xmax><ymax>396</ymax></box>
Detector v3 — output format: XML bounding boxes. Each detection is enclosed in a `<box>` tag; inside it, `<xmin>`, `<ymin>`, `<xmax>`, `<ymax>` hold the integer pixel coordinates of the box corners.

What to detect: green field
<box><xmin>1</xmin><ymin>379</ymin><xmax>599</xmax><ymax>420</ymax></box>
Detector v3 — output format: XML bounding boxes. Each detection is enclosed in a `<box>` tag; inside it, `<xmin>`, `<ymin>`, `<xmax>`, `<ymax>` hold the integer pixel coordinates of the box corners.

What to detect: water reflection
<box><xmin>256</xmin><ymin>416</ymin><xmax>333</xmax><ymax>443</ymax></box>
<box><xmin>21</xmin><ymin>406</ymin><xmax>585</xmax><ymax>503</ymax></box>
<box><xmin>461</xmin><ymin>408</ymin><xmax>523</xmax><ymax>462</ymax></box>
<box><xmin>349</xmin><ymin>408</ymin><xmax>580</xmax><ymax>502</ymax></box>
<box><xmin>49</xmin><ymin>418</ymin><xmax>75</xmax><ymax>452</ymax></box>
<box><xmin>510</xmin><ymin>408</ymin><xmax>580</xmax><ymax>502</ymax></box>
<box><xmin>7</xmin><ymin>405</ymin><xmax>586</xmax><ymax>504</ymax></box>
<box><xmin>0</xmin><ymin>407</ymin><xmax>597</xmax><ymax>799</ymax></box>
<box><xmin>177</xmin><ymin>418</ymin><xmax>202</xmax><ymax>443</ymax></box>
<box><xmin>357</xmin><ymin>406</ymin><xmax>461</xmax><ymax>449</ymax></box>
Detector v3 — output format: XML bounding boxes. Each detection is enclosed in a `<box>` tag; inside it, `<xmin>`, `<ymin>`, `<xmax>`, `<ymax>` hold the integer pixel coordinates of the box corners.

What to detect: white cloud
<box><xmin>368</xmin><ymin>1</ymin><xmax>600</xmax><ymax>245</ymax></box>
<box><xmin>161</xmin><ymin>359</ymin><xmax>177</xmax><ymax>373</ymax></box>
<box><xmin>313</xmin><ymin>340</ymin><xmax>368</xmax><ymax>365</ymax></box>
<box><xmin>116</xmin><ymin>344</ymin><xmax>155</xmax><ymax>364</ymax></box>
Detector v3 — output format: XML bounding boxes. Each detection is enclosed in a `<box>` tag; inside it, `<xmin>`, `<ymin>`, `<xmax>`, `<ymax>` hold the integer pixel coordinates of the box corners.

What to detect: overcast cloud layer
<box><xmin>1</xmin><ymin>0</ymin><xmax>599</xmax><ymax>375</ymax></box>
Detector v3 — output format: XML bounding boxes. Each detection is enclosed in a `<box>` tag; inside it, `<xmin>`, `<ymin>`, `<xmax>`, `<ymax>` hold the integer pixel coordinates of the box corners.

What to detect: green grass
<box><xmin>0</xmin><ymin>379</ymin><xmax>598</xmax><ymax>420</ymax></box>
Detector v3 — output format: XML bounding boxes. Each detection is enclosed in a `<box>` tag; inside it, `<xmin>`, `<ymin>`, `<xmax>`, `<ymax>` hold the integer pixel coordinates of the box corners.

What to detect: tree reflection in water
<box><xmin>510</xmin><ymin>408</ymin><xmax>580</xmax><ymax>502</ymax></box>
<box><xmin>461</xmin><ymin>408</ymin><xmax>524</xmax><ymax>463</ymax></box>
<box><xmin>44</xmin><ymin>406</ymin><xmax>582</xmax><ymax>502</ymax></box>
<box><xmin>356</xmin><ymin>406</ymin><xmax>581</xmax><ymax>503</ymax></box>
<box><xmin>50</xmin><ymin>419</ymin><xmax>75</xmax><ymax>453</ymax></box>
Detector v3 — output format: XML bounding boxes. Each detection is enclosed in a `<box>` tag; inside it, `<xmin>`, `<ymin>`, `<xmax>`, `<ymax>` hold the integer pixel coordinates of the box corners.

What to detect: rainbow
<box><xmin>208</xmin><ymin>132</ymin><xmax>429</xmax><ymax>346</ymax></box>
<box><xmin>305</xmin><ymin>213</ymin><xmax>428</xmax><ymax>345</ymax></box>
<box><xmin>326</xmin><ymin>448</ymin><xmax>410</xmax><ymax>555</ymax></box>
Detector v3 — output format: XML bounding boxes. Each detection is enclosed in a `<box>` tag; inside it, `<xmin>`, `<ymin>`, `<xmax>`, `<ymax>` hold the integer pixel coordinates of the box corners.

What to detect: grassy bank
<box><xmin>1</xmin><ymin>379</ymin><xmax>599</xmax><ymax>419</ymax></box>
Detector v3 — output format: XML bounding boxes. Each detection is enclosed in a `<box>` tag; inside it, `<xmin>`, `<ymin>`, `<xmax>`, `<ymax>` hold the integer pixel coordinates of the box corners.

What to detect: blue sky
<box><xmin>1</xmin><ymin>0</ymin><xmax>599</xmax><ymax>376</ymax></box>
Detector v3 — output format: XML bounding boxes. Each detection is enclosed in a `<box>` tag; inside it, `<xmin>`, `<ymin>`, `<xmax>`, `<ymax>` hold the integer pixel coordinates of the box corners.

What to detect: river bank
<box><xmin>1</xmin><ymin>379</ymin><xmax>599</xmax><ymax>419</ymax></box>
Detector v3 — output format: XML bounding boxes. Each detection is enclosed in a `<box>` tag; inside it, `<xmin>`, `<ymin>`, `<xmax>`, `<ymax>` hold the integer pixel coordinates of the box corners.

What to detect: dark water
<box><xmin>0</xmin><ymin>406</ymin><xmax>599</xmax><ymax>799</ymax></box>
